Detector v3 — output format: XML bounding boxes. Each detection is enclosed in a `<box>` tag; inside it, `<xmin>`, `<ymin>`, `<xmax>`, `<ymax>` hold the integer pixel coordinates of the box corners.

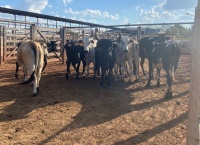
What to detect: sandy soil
<box><xmin>0</xmin><ymin>55</ymin><xmax>190</xmax><ymax>145</ymax></box>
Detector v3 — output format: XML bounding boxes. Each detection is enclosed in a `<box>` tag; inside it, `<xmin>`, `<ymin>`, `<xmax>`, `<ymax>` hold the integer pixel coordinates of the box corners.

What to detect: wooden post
<box><xmin>3</xmin><ymin>26</ymin><xmax>6</xmax><ymax>61</ymax></box>
<box><xmin>60</xmin><ymin>27</ymin><xmax>66</xmax><ymax>64</ymax></box>
<box><xmin>137</xmin><ymin>26</ymin><xmax>141</xmax><ymax>41</ymax></box>
<box><xmin>82</xmin><ymin>30</ymin><xmax>84</xmax><ymax>39</ymax></box>
<box><xmin>136</xmin><ymin>26</ymin><xmax>141</xmax><ymax>74</ymax></box>
<box><xmin>30</xmin><ymin>24</ymin><xmax>37</xmax><ymax>41</ymax></box>
<box><xmin>0</xmin><ymin>26</ymin><xmax>3</xmax><ymax>64</ymax></box>
<box><xmin>187</xmin><ymin>1</ymin><xmax>200</xmax><ymax>145</ymax></box>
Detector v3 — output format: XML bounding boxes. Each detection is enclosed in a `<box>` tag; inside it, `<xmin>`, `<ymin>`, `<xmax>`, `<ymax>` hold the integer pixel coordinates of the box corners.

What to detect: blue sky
<box><xmin>0</xmin><ymin>0</ymin><xmax>197</xmax><ymax>26</ymax></box>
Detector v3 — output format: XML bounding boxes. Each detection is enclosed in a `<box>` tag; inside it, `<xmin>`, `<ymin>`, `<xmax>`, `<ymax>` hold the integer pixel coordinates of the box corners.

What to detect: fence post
<box><xmin>137</xmin><ymin>26</ymin><xmax>141</xmax><ymax>41</ymax></box>
<box><xmin>3</xmin><ymin>26</ymin><xmax>7</xmax><ymax>61</ymax></box>
<box><xmin>187</xmin><ymin>1</ymin><xmax>200</xmax><ymax>145</ymax></box>
<box><xmin>60</xmin><ymin>27</ymin><xmax>66</xmax><ymax>64</ymax></box>
<box><xmin>30</xmin><ymin>24</ymin><xmax>37</xmax><ymax>41</ymax></box>
<box><xmin>136</xmin><ymin>26</ymin><xmax>141</xmax><ymax>73</ymax></box>
<box><xmin>0</xmin><ymin>26</ymin><xmax>3</xmax><ymax>64</ymax></box>
<box><xmin>82</xmin><ymin>30</ymin><xmax>84</xmax><ymax>38</ymax></box>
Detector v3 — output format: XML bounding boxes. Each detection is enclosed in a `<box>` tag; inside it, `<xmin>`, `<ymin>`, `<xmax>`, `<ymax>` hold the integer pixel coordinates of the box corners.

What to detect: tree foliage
<box><xmin>165</xmin><ymin>24</ymin><xmax>192</xmax><ymax>38</ymax></box>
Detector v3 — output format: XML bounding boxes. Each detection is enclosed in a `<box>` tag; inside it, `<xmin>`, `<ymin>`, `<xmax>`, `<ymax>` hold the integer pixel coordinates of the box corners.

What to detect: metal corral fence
<box><xmin>0</xmin><ymin>22</ymin><xmax>126</xmax><ymax>64</ymax></box>
<box><xmin>0</xmin><ymin>7</ymin><xmax>193</xmax><ymax>64</ymax></box>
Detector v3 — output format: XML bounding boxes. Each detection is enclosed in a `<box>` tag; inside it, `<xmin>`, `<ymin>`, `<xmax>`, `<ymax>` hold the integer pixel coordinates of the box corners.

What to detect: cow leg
<box><xmin>156</xmin><ymin>68</ymin><xmax>161</xmax><ymax>87</ymax></box>
<box><xmin>81</xmin><ymin>59</ymin><xmax>86</xmax><ymax>75</ymax></box>
<box><xmin>34</xmin><ymin>66</ymin><xmax>43</xmax><ymax>96</ymax></box>
<box><xmin>172</xmin><ymin>65</ymin><xmax>175</xmax><ymax>81</ymax></box>
<box><xmin>133</xmin><ymin>60</ymin><xmax>139</xmax><ymax>82</ymax></box>
<box><xmin>146</xmin><ymin>60</ymin><xmax>152</xmax><ymax>87</ymax></box>
<box><xmin>85</xmin><ymin>55</ymin><xmax>90</xmax><ymax>78</ymax></box>
<box><xmin>100</xmin><ymin>69</ymin><xmax>105</xmax><ymax>87</ymax></box>
<box><xmin>42</xmin><ymin>56</ymin><xmax>47</xmax><ymax>72</ymax></box>
<box><xmin>74</xmin><ymin>62</ymin><xmax>80</xmax><ymax>80</ymax></box>
<box><xmin>114</xmin><ymin>64</ymin><xmax>118</xmax><ymax>81</ymax></box>
<box><xmin>33</xmin><ymin>72</ymin><xmax>38</xmax><ymax>96</ymax></box>
<box><xmin>165</xmin><ymin>71</ymin><xmax>173</xmax><ymax>98</ymax></box>
<box><xmin>23</xmin><ymin>67</ymin><xmax>28</xmax><ymax>81</ymax></box>
<box><xmin>127</xmin><ymin>60</ymin><xmax>133</xmax><ymax>82</ymax></box>
<box><xmin>66</xmin><ymin>60</ymin><xmax>71</xmax><ymax>80</ymax></box>
<box><xmin>140</xmin><ymin>57</ymin><xmax>146</xmax><ymax>76</ymax></box>
<box><xmin>94</xmin><ymin>58</ymin><xmax>100</xmax><ymax>77</ymax></box>
<box><xmin>15</xmin><ymin>62</ymin><xmax>19</xmax><ymax>79</ymax></box>
<box><xmin>92</xmin><ymin>57</ymin><xmax>96</xmax><ymax>79</ymax></box>
<box><xmin>93</xmin><ymin>61</ymin><xmax>96</xmax><ymax>79</ymax></box>
<box><xmin>118</xmin><ymin>64</ymin><xmax>122</xmax><ymax>75</ymax></box>
<box><xmin>120</xmin><ymin>62</ymin><xmax>125</xmax><ymax>80</ymax></box>
<box><xmin>107</xmin><ymin>69</ymin><xmax>112</xmax><ymax>87</ymax></box>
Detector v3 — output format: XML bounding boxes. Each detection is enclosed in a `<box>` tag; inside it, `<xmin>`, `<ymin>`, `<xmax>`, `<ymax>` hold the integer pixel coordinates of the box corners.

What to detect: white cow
<box><xmin>15</xmin><ymin>40</ymin><xmax>48</xmax><ymax>96</ymax></box>
<box><xmin>82</xmin><ymin>29</ymin><xmax>98</xmax><ymax>78</ymax></box>
<box><xmin>113</xmin><ymin>33</ymin><xmax>129</xmax><ymax>81</ymax></box>
<box><xmin>125</xmin><ymin>39</ymin><xmax>140</xmax><ymax>82</ymax></box>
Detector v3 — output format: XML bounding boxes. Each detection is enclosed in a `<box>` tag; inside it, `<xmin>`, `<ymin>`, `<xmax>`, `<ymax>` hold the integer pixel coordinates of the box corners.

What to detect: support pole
<box><xmin>0</xmin><ymin>26</ymin><xmax>3</xmax><ymax>64</ymax></box>
<box><xmin>3</xmin><ymin>26</ymin><xmax>6</xmax><ymax>61</ymax></box>
<box><xmin>187</xmin><ymin>1</ymin><xmax>200</xmax><ymax>145</ymax></box>
<box><xmin>137</xmin><ymin>26</ymin><xmax>141</xmax><ymax>41</ymax></box>
<box><xmin>60</xmin><ymin>27</ymin><xmax>66</xmax><ymax>64</ymax></box>
<box><xmin>30</xmin><ymin>24</ymin><xmax>37</xmax><ymax>41</ymax></box>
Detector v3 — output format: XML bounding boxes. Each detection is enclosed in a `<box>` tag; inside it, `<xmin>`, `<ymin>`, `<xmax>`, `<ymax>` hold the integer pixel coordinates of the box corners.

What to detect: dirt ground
<box><xmin>0</xmin><ymin>55</ymin><xmax>190</xmax><ymax>145</ymax></box>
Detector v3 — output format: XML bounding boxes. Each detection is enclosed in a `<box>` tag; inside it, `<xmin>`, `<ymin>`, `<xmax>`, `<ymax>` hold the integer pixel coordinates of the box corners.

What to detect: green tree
<box><xmin>165</xmin><ymin>24</ymin><xmax>192</xmax><ymax>38</ymax></box>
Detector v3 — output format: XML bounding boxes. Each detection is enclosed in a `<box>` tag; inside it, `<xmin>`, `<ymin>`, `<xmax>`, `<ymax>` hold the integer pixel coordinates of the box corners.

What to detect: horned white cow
<box><xmin>125</xmin><ymin>39</ymin><xmax>140</xmax><ymax>82</ymax></box>
<box><xmin>113</xmin><ymin>33</ymin><xmax>129</xmax><ymax>81</ymax></box>
<box><xmin>82</xmin><ymin>29</ymin><xmax>98</xmax><ymax>78</ymax></box>
<box><xmin>15</xmin><ymin>40</ymin><xmax>48</xmax><ymax>96</ymax></box>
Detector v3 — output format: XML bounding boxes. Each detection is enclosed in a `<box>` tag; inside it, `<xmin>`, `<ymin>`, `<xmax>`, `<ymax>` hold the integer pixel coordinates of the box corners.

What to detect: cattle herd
<box><xmin>15</xmin><ymin>28</ymin><xmax>181</xmax><ymax>98</ymax></box>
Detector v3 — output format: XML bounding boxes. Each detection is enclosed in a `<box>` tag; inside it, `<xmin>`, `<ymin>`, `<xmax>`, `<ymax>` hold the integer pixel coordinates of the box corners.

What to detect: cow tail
<box><xmin>35</xmin><ymin>45</ymin><xmax>40</xmax><ymax>74</ymax></box>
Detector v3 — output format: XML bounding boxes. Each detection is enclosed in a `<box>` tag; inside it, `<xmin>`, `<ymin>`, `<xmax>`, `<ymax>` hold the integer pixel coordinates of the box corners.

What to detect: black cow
<box><xmin>47</xmin><ymin>40</ymin><xmax>58</xmax><ymax>52</ymax></box>
<box><xmin>146</xmin><ymin>41</ymin><xmax>181</xmax><ymax>98</ymax></box>
<box><xmin>139</xmin><ymin>37</ymin><xmax>157</xmax><ymax>78</ymax></box>
<box><xmin>64</xmin><ymin>40</ymin><xmax>85</xmax><ymax>80</ymax></box>
<box><xmin>95</xmin><ymin>39</ymin><xmax>116</xmax><ymax>87</ymax></box>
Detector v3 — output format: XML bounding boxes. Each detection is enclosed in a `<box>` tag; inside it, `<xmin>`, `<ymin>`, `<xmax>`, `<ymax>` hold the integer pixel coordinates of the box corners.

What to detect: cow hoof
<box><xmin>37</xmin><ymin>87</ymin><xmax>39</xmax><ymax>93</ymax></box>
<box><xmin>145</xmin><ymin>83</ymin><xmax>150</xmax><ymax>87</ymax></box>
<box><xmin>15</xmin><ymin>74</ymin><xmax>19</xmax><ymax>79</ymax></box>
<box><xmin>156</xmin><ymin>83</ymin><xmax>160</xmax><ymax>87</ymax></box>
<box><xmin>29</xmin><ymin>82</ymin><xmax>34</xmax><ymax>86</ymax></box>
<box><xmin>99</xmin><ymin>84</ymin><xmax>103</xmax><ymax>88</ymax></box>
<box><xmin>33</xmin><ymin>93</ymin><xmax>38</xmax><ymax>97</ymax></box>
<box><xmin>135</xmin><ymin>79</ymin><xmax>139</xmax><ymax>83</ymax></box>
<box><xmin>65</xmin><ymin>75</ymin><xmax>69</xmax><ymax>80</ymax></box>
<box><xmin>107</xmin><ymin>86</ymin><xmax>112</xmax><ymax>89</ymax></box>
<box><xmin>165</xmin><ymin>91</ymin><xmax>172</xmax><ymax>99</ymax></box>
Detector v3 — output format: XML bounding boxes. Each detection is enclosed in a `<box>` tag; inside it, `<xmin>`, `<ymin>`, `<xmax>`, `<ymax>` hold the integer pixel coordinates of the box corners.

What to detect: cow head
<box><xmin>82</xmin><ymin>30</ymin><xmax>98</xmax><ymax>53</ymax></box>
<box><xmin>121</xmin><ymin>36</ymin><xmax>129</xmax><ymax>52</ymax></box>
<box><xmin>46</xmin><ymin>39</ymin><xmax>59</xmax><ymax>53</ymax></box>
